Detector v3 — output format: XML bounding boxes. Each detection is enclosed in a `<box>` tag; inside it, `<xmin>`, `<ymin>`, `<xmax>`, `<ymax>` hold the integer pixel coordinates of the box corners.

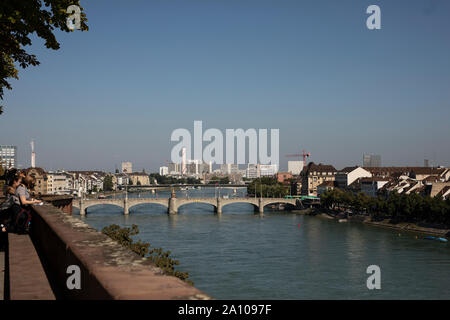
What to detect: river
<box><xmin>74</xmin><ymin>188</ymin><xmax>450</xmax><ymax>299</ymax></box>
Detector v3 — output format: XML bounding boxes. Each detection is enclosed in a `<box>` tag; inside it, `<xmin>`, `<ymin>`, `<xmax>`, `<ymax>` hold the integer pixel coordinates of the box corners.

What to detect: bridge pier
<box><xmin>124</xmin><ymin>198</ymin><xmax>129</xmax><ymax>215</ymax></box>
<box><xmin>168</xmin><ymin>197</ymin><xmax>177</xmax><ymax>215</ymax></box>
<box><xmin>79</xmin><ymin>198</ymin><xmax>86</xmax><ymax>216</ymax></box>
<box><xmin>258</xmin><ymin>198</ymin><xmax>264</xmax><ymax>216</ymax></box>
<box><xmin>216</xmin><ymin>198</ymin><xmax>222</xmax><ymax>215</ymax></box>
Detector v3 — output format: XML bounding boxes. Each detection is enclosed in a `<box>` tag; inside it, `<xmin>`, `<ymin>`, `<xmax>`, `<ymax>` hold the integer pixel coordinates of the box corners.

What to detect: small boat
<box><xmin>338</xmin><ymin>219</ymin><xmax>348</xmax><ymax>223</ymax></box>
<box><xmin>424</xmin><ymin>236</ymin><xmax>448</xmax><ymax>243</ymax></box>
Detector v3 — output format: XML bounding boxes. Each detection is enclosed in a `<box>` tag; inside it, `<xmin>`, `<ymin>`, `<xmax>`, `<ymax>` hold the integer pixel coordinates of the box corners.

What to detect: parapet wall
<box><xmin>29</xmin><ymin>202</ymin><xmax>211</xmax><ymax>300</ymax></box>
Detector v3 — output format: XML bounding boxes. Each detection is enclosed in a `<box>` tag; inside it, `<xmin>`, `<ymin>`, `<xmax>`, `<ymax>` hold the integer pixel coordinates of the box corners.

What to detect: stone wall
<box><xmin>29</xmin><ymin>203</ymin><xmax>211</xmax><ymax>300</ymax></box>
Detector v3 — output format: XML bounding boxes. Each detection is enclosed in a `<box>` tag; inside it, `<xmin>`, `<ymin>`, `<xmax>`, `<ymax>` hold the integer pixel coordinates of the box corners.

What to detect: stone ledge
<box><xmin>30</xmin><ymin>204</ymin><xmax>211</xmax><ymax>300</ymax></box>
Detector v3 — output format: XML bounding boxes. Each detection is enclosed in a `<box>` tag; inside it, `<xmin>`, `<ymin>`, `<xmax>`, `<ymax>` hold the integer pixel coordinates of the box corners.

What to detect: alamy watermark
<box><xmin>366</xmin><ymin>5</ymin><xmax>381</xmax><ymax>30</ymax></box>
<box><xmin>66</xmin><ymin>5</ymin><xmax>81</xmax><ymax>30</ymax></box>
<box><xmin>366</xmin><ymin>265</ymin><xmax>381</xmax><ymax>290</ymax></box>
<box><xmin>170</xmin><ymin>121</ymin><xmax>279</xmax><ymax>167</ymax></box>
<box><xmin>66</xmin><ymin>265</ymin><xmax>81</xmax><ymax>290</ymax></box>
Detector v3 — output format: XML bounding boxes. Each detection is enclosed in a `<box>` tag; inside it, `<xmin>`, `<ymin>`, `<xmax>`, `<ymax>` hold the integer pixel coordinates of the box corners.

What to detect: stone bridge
<box><xmin>72</xmin><ymin>197</ymin><xmax>302</xmax><ymax>216</ymax></box>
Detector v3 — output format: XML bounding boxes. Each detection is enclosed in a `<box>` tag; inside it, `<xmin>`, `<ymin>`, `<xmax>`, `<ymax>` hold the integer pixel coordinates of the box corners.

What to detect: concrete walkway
<box><xmin>8</xmin><ymin>233</ymin><xmax>55</xmax><ymax>300</ymax></box>
<box><xmin>0</xmin><ymin>251</ymin><xmax>4</xmax><ymax>300</ymax></box>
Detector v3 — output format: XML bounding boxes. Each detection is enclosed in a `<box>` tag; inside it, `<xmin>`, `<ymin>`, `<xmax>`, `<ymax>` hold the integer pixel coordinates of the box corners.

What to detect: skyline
<box><xmin>1</xmin><ymin>0</ymin><xmax>450</xmax><ymax>171</ymax></box>
<box><xmin>2</xmin><ymin>139</ymin><xmax>445</xmax><ymax>173</ymax></box>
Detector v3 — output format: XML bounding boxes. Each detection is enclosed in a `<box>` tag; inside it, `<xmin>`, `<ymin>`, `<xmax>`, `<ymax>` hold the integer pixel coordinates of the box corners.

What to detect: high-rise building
<box><xmin>121</xmin><ymin>162</ymin><xmax>132</xmax><ymax>173</ymax></box>
<box><xmin>181</xmin><ymin>147</ymin><xmax>187</xmax><ymax>175</ymax></box>
<box><xmin>168</xmin><ymin>162</ymin><xmax>180</xmax><ymax>174</ymax></box>
<box><xmin>0</xmin><ymin>145</ymin><xmax>17</xmax><ymax>169</ymax></box>
<box><xmin>363</xmin><ymin>154</ymin><xmax>381</xmax><ymax>167</ymax></box>
<box><xmin>30</xmin><ymin>140</ymin><xmax>36</xmax><ymax>168</ymax></box>
<box><xmin>288</xmin><ymin>161</ymin><xmax>304</xmax><ymax>175</ymax></box>
<box><xmin>424</xmin><ymin>159</ymin><xmax>430</xmax><ymax>167</ymax></box>
<box><xmin>159</xmin><ymin>166</ymin><xmax>169</xmax><ymax>176</ymax></box>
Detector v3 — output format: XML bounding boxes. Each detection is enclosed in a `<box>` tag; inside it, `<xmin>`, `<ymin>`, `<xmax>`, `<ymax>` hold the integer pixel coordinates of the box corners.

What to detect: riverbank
<box><xmin>310</xmin><ymin>210</ymin><xmax>450</xmax><ymax>237</ymax></box>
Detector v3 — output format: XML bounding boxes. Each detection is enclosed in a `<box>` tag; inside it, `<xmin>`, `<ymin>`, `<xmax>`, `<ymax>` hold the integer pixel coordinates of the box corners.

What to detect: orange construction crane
<box><xmin>285</xmin><ymin>149</ymin><xmax>311</xmax><ymax>165</ymax></box>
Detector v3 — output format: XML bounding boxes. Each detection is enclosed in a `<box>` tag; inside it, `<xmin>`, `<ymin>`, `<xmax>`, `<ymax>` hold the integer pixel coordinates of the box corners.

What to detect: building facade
<box><xmin>0</xmin><ymin>145</ymin><xmax>17</xmax><ymax>169</ymax></box>
<box><xmin>129</xmin><ymin>172</ymin><xmax>150</xmax><ymax>185</ymax></box>
<box><xmin>300</xmin><ymin>162</ymin><xmax>337</xmax><ymax>196</ymax></box>
<box><xmin>363</xmin><ymin>154</ymin><xmax>381</xmax><ymax>167</ymax></box>
<box><xmin>288</xmin><ymin>161</ymin><xmax>303</xmax><ymax>175</ymax></box>
<box><xmin>47</xmin><ymin>171</ymin><xmax>71</xmax><ymax>194</ymax></box>
<box><xmin>360</xmin><ymin>178</ymin><xmax>390</xmax><ymax>197</ymax></box>
<box><xmin>159</xmin><ymin>166</ymin><xmax>169</xmax><ymax>176</ymax></box>
<box><xmin>121</xmin><ymin>162</ymin><xmax>133</xmax><ymax>173</ymax></box>
<box><xmin>258</xmin><ymin>164</ymin><xmax>278</xmax><ymax>177</ymax></box>
<box><xmin>335</xmin><ymin>166</ymin><xmax>372</xmax><ymax>189</ymax></box>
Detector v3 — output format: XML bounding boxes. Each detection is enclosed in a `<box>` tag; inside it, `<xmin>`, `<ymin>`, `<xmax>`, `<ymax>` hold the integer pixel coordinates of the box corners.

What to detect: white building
<box><xmin>121</xmin><ymin>162</ymin><xmax>132</xmax><ymax>173</ymax></box>
<box><xmin>159</xmin><ymin>166</ymin><xmax>169</xmax><ymax>176</ymax></box>
<box><xmin>221</xmin><ymin>163</ymin><xmax>239</xmax><ymax>175</ymax></box>
<box><xmin>0</xmin><ymin>145</ymin><xmax>17</xmax><ymax>169</ymax></box>
<box><xmin>335</xmin><ymin>166</ymin><xmax>372</xmax><ymax>188</ymax></box>
<box><xmin>246</xmin><ymin>164</ymin><xmax>258</xmax><ymax>179</ymax></box>
<box><xmin>67</xmin><ymin>171</ymin><xmax>106</xmax><ymax>195</ymax></box>
<box><xmin>288</xmin><ymin>161</ymin><xmax>303</xmax><ymax>175</ymax></box>
<box><xmin>47</xmin><ymin>171</ymin><xmax>71</xmax><ymax>194</ymax></box>
<box><xmin>168</xmin><ymin>162</ymin><xmax>180</xmax><ymax>175</ymax></box>
<box><xmin>259</xmin><ymin>164</ymin><xmax>278</xmax><ymax>177</ymax></box>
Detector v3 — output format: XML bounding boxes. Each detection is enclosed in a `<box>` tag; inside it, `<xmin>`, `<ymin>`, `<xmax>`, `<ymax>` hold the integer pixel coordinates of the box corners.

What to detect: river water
<box><xmin>74</xmin><ymin>188</ymin><xmax>450</xmax><ymax>299</ymax></box>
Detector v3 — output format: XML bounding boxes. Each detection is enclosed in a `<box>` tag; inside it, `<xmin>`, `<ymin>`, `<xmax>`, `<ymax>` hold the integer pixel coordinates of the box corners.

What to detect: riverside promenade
<box><xmin>0</xmin><ymin>195</ymin><xmax>211</xmax><ymax>300</ymax></box>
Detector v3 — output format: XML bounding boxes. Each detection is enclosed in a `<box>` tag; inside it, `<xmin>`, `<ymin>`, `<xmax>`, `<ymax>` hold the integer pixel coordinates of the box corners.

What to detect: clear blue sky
<box><xmin>1</xmin><ymin>0</ymin><xmax>450</xmax><ymax>172</ymax></box>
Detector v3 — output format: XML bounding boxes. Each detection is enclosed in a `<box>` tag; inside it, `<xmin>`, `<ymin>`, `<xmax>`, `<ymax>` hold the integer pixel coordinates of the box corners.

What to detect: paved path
<box><xmin>8</xmin><ymin>234</ymin><xmax>55</xmax><ymax>300</ymax></box>
<box><xmin>0</xmin><ymin>251</ymin><xmax>4</xmax><ymax>300</ymax></box>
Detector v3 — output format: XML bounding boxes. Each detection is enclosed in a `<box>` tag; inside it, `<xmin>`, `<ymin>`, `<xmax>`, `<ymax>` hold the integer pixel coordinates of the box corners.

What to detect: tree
<box><xmin>102</xmin><ymin>224</ymin><xmax>193</xmax><ymax>284</ymax></box>
<box><xmin>103</xmin><ymin>175</ymin><xmax>113</xmax><ymax>191</ymax></box>
<box><xmin>0</xmin><ymin>0</ymin><xmax>88</xmax><ymax>114</ymax></box>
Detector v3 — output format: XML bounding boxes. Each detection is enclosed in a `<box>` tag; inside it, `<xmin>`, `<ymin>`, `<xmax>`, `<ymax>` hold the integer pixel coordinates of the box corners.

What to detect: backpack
<box><xmin>0</xmin><ymin>196</ymin><xmax>15</xmax><ymax>212</ymax></box>
<box><xmin>13</xmin><ymin>207</ymin><xmax>32</xmax><ymax>234</ymax></box>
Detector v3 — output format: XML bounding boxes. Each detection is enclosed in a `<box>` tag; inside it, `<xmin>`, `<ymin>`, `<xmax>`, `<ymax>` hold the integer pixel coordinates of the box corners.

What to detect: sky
<box><xmin>1</xmin><ymin>0</ymin><xmax>450</xmax><ymax>172</ymax></box>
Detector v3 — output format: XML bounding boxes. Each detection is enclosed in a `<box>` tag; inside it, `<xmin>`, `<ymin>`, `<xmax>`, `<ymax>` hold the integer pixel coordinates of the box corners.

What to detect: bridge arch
<box><xmin>221</xmin><ymin>201</ymin><xmax>259</xmax><ymax>213</ymax></box>
<box><xmin>81</xmin><ymin>203</ymin><xmax>125</xmax><ymax>215</ymax></box>
<box><xmin>128</xmin><ymin>202</ymin><xmax>169</xmax><ymax>215</ymax></box>
<box><xmin>176</xmin><ymin>199</ymin><xmax>218</xmax><ymax>213</ymax></box>
<box><xmin>261</xmin><ymin>199</ymin><xmax>298</xmax><ymax>211</ymax></box>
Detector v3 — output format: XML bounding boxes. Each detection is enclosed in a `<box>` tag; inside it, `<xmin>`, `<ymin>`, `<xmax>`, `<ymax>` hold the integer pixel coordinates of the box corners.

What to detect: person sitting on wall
<box><xmin>12</xmin><ymin>175</ymin><xmax>42</xmax><ymax>234</ymax></box>
<box><xmin>0</xmin><ymin>174</ymin><xmax>23</xmax><ymax>233</ymax></box>
<box><xmin>0</xmin><ymin>170</ymin><xmax>28</xmax><ymax>233</ymax></box>
<box><xmin>16</xmin><ymin>175</ymin><xmax>42</xmax><ymax>206</ymax></box>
